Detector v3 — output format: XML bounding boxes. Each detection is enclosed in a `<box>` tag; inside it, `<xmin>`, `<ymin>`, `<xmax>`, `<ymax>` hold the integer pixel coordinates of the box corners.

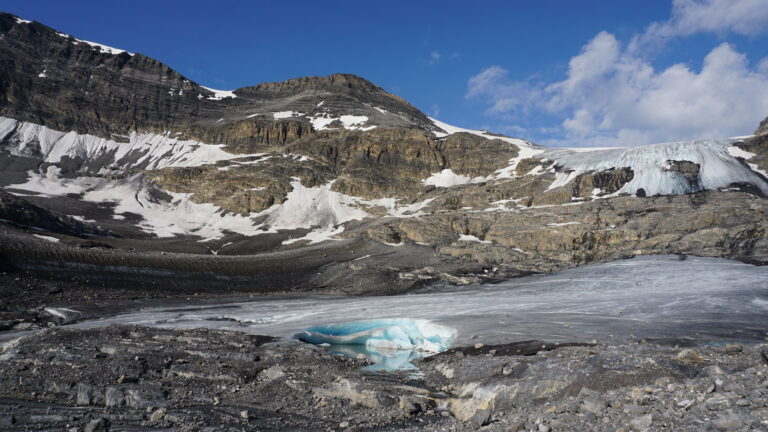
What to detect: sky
<box><xmin>4</xmin><ymin>0</ymin><xmax>768</xmax><ymax>147</ymax></box>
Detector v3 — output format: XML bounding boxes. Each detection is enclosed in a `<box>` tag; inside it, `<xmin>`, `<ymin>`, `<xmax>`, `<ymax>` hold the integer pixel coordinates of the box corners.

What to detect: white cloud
<box><xmin>466</xmin><ymin>65</ymin><xmax>536</xmax><ymax>114</ymax></box>
<box><xmin>467</xmin><ymin>1</ymin><xmax>768</xmax><ymax>147</ymax></box>
<box><xmin>428</xmin><ymin>50</ymin><xmax>441</xmax><ymax>64</ymax></box>
<box><xmin>632</xmin><ymin>0</ymin><xmax>768</xmax><ymax>52</ymax></box>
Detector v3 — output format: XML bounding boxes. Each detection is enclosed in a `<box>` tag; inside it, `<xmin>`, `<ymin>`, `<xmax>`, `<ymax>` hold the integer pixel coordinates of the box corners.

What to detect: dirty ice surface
<box><xmin>62</xmin><ymin>255</ymin><xmax>768</xmax><ymax>370</ymax></box>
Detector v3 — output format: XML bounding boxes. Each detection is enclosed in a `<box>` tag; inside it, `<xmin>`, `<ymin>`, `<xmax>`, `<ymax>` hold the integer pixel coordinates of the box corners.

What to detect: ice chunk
<box><xmin>296</xmin><ymin>318</ymin><xmax>456</xmax><ymax>353</ymax></box>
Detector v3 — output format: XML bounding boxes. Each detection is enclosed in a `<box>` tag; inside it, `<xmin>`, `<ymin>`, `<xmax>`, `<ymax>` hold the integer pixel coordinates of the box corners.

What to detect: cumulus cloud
<box><xmin>632</xmin><ymin>0</ymin><xmax>768</xmax><ymax>51</ymax></box>
<box><xmin>467</xmin><ymin>1</ymin><xmax>768</xmax><ymax>147</ymax></box>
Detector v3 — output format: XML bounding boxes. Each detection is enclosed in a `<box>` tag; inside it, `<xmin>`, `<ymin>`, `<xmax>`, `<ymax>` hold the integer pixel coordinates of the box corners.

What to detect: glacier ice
<box><xmin>539</xmin><ymin>139</ymin><xmax>768</xmax><ymax>196</ymax></box>
<box><xmin>327</xmin><ymin>344</ymin><xmax>425</xmax><ymax>372</ymax></box>
<box><xmin>430</xmin><ymin>116</ymin><xmax>768</xmax><ymax>196</ymax></box>
<box><xmin>296</xmin><ymin>318</ymin><xmax>457</xmax><ymax>371</ymax></box>
<box><xmin>296</xmin><ymin>318</ymin><xmax>457</xmax><ymax>353</ymax></box>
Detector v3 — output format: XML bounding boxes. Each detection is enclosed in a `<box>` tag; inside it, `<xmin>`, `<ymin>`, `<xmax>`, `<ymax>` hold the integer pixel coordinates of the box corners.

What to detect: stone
<box><xmin>623</xmin><ymin>404</ymin><xmax>646</xmax><ymax>416</ymax></box>
<box><xmin>630</xmin><ymin>414</ymin><xmax>653</xmax><ymax>430</ymax></box>
<box><xmin>149</xmin><ymin>408</ymin><xmax>166</xmax><ymax>422</ymax></box>
<box><xmin>675</xmin><ymin>349</ymin><xmax>705</xmax><ymax>365</ymax></box>
<box><xmin>705</xmin><ymin>395</ymin><xmax>732</xmax><ymax>411</ymax></box>
<box><xmin>260</xmin><ymin>366</ymin><xmax>286</xmax><ymax>381</ymax></box>
<box><xmin>711</xmin><ymin>414</ymin><xmax>746</xmax><ymax>431</ymax></box>
<box><xmin>579</xmin><ymin>397</ymin><xmax>606</xmax><ymax>414</ymax></box>
<box><xmin>104</xmin><ymin>386</ymin><xmax>124</xmax><ymax>407</ymax></box>
<box><xmin>84</xmin><ymin>417</ymin><xmax>110</xmax><ymax>432</ymax></box>
<box><xmin>314</xmin><ymin>379</ymin><xmax>395</xmax><ymax>409</ymax></box>
<box><xmin>76</xmin><ymin>383</ymin><xmax>94</xmax><ymax>406</ymax></box>
<box><xmin>723</xmin><ymin>344</ymin><xmax>742</xmax><ymax>354</ymax></box>
<box><xmin>125</xmin><ymin>388</ymin><xmax>166</xmax><ymax>408</ymax></box>
<box><xmin>448</xmin><ymin>385</ymin><xmax>505</xmax><ymax>427</ymax></box>
<box><xmin>399</xmin><ymin>395</ymin><xmax>423</xmax><ymax>416</ymax></box>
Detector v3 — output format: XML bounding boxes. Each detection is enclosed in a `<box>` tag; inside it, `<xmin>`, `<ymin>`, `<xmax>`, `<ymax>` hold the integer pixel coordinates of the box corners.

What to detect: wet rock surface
<box><xmin>0</xmin><ymin>326</ymin><xmax>766</xmax><ymax>431</ymax></box>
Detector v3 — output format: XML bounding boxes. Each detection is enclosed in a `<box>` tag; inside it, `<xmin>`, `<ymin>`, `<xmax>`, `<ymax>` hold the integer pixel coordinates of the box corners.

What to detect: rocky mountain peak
<box><xmin>240</xmin><ymin>73</ymin><xmax>382</xmax><ymax>95</ymax></box>
<box><xmin>756</xmin><ymin>116</ymin><xmax>768</xmax><ymax>136</ymax></box>
<box><xmin>235</xmin><ymin>73</ymin><xmax>432</xmax><ymax>130</ymax></box>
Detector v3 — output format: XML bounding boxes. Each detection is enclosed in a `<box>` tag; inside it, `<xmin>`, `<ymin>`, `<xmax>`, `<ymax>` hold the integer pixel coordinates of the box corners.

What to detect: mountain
<box><xmin>1</xmin><ymin>11</ymin><xmax>767</xmax><ymax>294</ymax></box>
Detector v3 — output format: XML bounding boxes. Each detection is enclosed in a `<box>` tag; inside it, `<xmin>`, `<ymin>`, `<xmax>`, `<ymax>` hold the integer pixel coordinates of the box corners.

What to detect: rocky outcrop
<box><xmin>388</xmin><ymin>191</ymin><xmax>768</xmax><ymax>271</ymax></box>
<box><xmin>573</xmin><ymin>167</ymin><xmax>635</xmax><ymax>197</ymax></box>
<box><xmin>438</xmin><ymin>133</ymin><xmax>519</xmax><ymax>177</ymax></box>
<box><xmin>736</xmin><ymin>134</ymin><xmax>768</xmax><ymax>180</ymax></box>
<box><xmin>663</xmin><ymin>160</ymin><xmax>701</xmax><ymax>189</ymax></box>
<box><xmin>755</xmin><ymin>115</ymin><xmax>768</xmax><ymax>136</ymax></box>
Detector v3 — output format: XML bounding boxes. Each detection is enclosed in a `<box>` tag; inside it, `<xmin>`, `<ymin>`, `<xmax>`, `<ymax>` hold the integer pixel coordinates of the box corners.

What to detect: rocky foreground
<box><xmin>0</xmin><ymin>326</ymin><xmax>767</xmax><ymax>431</ymax></box>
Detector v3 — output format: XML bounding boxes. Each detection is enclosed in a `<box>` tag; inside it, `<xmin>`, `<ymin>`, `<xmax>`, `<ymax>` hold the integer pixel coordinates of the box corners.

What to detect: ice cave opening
<box><xmin>295</xmin><ymin>318</ymin><xmax>457</xmax><ymax>371</ymax></box>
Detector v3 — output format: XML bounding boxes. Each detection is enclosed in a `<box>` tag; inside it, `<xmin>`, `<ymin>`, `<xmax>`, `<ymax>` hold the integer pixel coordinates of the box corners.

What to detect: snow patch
<box><xmin>32</xmin><ymin>234</ymin><xmax>60</xmax><ymax>243</ymax></box>
<box><xmin>14</xmin><ymin>17</ymin><xmax>31</xmax><ymax>24</ymax></box>
<box><xmin>282</xmin><ymin>226</ymin><xmax>345</xmax><ymax>245</ymax></box>
<box><xmin>10</xmin><ymin>166</ymin><xmax>97</xmax><ymax>197</ymax></box>
<box><xmin>547</xmin><ymin>222</ymin><xmax>581</xmax><ymax>227</ymax></box>
<box><xmin>80</xmin><ymin>175</ymin><xmax>263</xmax><ymax>240</ymax></box>
<box><xmin>309</xmin><ymin>114</ymin><xmax>376</xmax><ymax>131</ymax></box>
<box><xmin>262</xmin><ymin>180</ymin><xmax>368</xmax><ymax>231</ymax></box>
<box><xmin>273</xmin><ymin>111</ymin><xmax>303</xmax><ymax>119</ymax></box>
<box><xmin>458</xmin><ymin>234</ymin><xmax>491</xmax><ymax>244</ymax></box>
<box><xmin>73</xmin><ymin>38</ymin><xmax>133</xmax><ymax>56</ymax></box>
<box><xmin>201</xmin><ymin>86</ymin><xmax>237</xmax><ymax>101</ymax></box>
<box><xmin>0</xmin><ymin>117</ymin><xmax>263</xmax><ymax>171</ymax></box>
<box><xmin>423</xmin><ymin>169</ymin><xmax>487</xmax><ymax>188</ymax></box>
<box><xmin>429</xmin><ymin>117</ymin><xmax>532</xmax><ymax>148</ymax></box>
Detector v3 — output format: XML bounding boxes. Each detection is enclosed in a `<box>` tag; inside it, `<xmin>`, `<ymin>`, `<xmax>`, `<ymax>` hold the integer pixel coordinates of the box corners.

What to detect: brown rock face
<box><xmin>189</xmin><ymin>120</ymin><xmax>316</xmax><ymax>153</ymax></box>
<box><xmin>515</xmin><ymin>158</ymin><xmax>553</xmax><ymax>176</ymax></box>
<box><xmin>736</xmin><ymin>134</ymin><xmax>768</xmax><ymax>180</ymax></box>
<box><xmin>384</xmin><ymin>191</ymin><xmax>768</xmax><ymax>272</ymax></box>
<box><xmin>437</xmin><ymin>133</ymin><xmax>519</xmax><ymax>177</ymax></box>
<box><xmin>572</xmin><ymin>167</ymin><xmax>635</xmax><ymax>197</ymax></box>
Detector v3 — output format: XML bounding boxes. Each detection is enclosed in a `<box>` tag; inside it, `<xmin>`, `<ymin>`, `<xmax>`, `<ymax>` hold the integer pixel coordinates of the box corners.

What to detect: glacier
<box><xmin>55</xmin><ymin>255</ymin><xmax>768</xmax><ymax>347</ymax></box>
<box><xmin>539</xmin><ymin>139</ymin><xmax>768</xmax><ymax>196</ymax></box>
<box><xmin>430</xmin><ymin>116</ymin><xmax>768</xmax><ymax>196</ymax></box>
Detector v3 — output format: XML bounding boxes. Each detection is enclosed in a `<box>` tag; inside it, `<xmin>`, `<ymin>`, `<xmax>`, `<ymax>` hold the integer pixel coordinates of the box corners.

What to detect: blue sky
<box><xmin>4</xmin><ymin>0</ymin><xmax>768</xmax><ymax>147</ymax></box>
